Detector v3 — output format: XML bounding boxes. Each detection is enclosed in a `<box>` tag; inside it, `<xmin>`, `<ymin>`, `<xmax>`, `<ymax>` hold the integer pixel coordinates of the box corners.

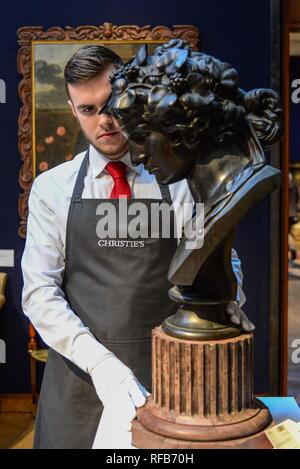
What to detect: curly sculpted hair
<box><xmin>108</xmin><ymin>39</ymin><xmax>282</xmax><ymax>151</ymax></box>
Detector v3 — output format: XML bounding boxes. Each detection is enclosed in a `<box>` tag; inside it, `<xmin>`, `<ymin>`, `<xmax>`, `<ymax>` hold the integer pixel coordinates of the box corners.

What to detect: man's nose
<box><xmin>97</xmin><ymin>112</ymin><xmax>113</xmax><ymax>126</ymax></box>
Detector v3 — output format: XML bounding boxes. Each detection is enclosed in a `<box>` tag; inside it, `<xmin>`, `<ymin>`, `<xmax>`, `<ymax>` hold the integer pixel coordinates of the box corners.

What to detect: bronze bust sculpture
<box><xmin>103</xmin><ymin>38</ymin><xmax>282</xmax><ymax>340</ymax></box>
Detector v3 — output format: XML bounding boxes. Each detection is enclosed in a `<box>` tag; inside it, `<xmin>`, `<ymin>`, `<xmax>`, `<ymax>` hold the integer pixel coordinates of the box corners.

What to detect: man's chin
<box><xmin>92</xmin><ymin>141</ymin><xmax>128</xmax><ymax>158</ymax></box>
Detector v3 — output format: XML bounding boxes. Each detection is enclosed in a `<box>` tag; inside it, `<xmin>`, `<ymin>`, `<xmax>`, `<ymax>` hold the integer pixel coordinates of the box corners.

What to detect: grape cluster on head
<box><xmin>109</xmin><ymin>39</ymin><xmax>282</xmax><ymax>150</ymax></box>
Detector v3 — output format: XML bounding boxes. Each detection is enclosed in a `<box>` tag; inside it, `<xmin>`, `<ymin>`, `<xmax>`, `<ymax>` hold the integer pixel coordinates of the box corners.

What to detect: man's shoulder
<box><xmin>32</xmin><ymin>151</ymin><xmax>86</xmax><ymax>194</ymax></box>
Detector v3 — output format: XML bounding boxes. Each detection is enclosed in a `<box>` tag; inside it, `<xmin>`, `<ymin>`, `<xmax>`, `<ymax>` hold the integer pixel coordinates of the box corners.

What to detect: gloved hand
<box><xmin>71</xmin><ymin>332</ymin><xmax>149</xmax><ymax>448</ymax></box>
<box><xmin>92</xmin><ymin>383</ymin><xmax>135</xmax><ymax>449</ymax></box>
<box><xmin>91</xmin><ymin>355</ymin><xmax>149</xmax><ymax>449</ymax></box>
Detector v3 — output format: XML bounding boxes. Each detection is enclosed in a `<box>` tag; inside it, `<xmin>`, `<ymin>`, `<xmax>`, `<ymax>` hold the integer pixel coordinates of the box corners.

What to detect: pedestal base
<box><xmin>132</xmin><ymin>326</ymin><xmax>273</xmax><ymax>449</ymax></box>
<box><xmin>132</xmin><ymin>417</ymin><xmax>273</xmax><ymax>449</ymax></box>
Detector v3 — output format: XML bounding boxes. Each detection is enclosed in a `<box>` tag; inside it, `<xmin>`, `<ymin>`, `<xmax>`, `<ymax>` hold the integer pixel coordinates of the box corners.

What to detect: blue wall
<box><xmin>0</xmin><ymin>0</ymin><xmax>276</xmax><ymax>393</ymax></box>
<box><xmin>291</xmin><ymin>56</ymin><xmax>300</xmax><ymax>163</ymax></box>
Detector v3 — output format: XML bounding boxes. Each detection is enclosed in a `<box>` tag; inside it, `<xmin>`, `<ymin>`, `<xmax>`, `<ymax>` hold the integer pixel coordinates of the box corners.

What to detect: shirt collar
<box><xmin>89</xmin><ymin>144</ymin><xmax>142</xmax><ymax>178</ymax></box>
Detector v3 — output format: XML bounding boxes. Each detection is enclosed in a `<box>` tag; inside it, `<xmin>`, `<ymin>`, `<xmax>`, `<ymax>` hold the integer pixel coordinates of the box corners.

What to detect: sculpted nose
<box><xmin>98</xmin><ymin>93</ymin><xmax>113</xmax><ymax>116</ymax></box>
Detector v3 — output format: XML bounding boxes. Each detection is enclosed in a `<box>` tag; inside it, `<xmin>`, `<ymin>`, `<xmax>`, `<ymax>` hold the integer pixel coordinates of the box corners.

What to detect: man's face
<box><xmin>67</xmin><ymin>65</ymin><xmax>128</xmax><ymax>160</ymax></box>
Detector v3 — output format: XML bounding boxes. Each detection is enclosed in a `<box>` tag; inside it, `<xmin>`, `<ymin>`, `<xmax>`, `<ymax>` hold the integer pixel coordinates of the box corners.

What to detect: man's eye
<box><xmin>82</xmin><ymin>107</ymin><xmax>96</xmax><ymax>114</ymax></box>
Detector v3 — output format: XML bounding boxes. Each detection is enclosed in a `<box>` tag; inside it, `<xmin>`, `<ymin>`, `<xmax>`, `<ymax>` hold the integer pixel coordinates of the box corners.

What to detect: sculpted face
<box><xmin>128</xmin><ymin>130</ymin><xmax>196</xmax><ymax>184</ymax></box>
<box><xmin>103</xmin><ymin>52</ymin><xmax>199</xmax><ymax>183</ymax></box>
<box><xmin>105</xmin><ymin>91</ymin><xmax>196</xmax><ymax>183</ymax></box>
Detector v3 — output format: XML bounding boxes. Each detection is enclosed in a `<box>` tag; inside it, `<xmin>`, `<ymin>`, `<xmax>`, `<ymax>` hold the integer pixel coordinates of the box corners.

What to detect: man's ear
<box><xmin>68</xmin><ymin>99</ymin><xmax>77</xmax><ymax>118</ymax></box>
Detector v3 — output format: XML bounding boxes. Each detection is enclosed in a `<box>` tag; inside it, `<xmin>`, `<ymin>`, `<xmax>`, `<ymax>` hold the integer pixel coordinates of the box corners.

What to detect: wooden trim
<box><xmin>290</xmin><ymin>0</ymin><xmax>300</xmax><ymax>29</ymax></box>
<box><xmin>0</xmin><ymin>394</ymin><xmax>34</xmax><ymax>413</ymax></box>
<box><xmin>291</xmin><ymin>21</ymin><xmax>300</xmax><ymax>30</ymax></box>
<box><xmin>280</xmin><ymin>0</ymin><xmax>291</xmax><ymax>395</ymax></box>
<box><xmin>269</xmin><ymin>0</ymin><xmax>283</xmax><ymax>396</ymax></box>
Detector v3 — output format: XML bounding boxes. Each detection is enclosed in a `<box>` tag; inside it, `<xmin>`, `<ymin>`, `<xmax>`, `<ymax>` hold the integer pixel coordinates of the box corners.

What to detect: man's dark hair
<box><xmin>64</xmin><ymin>45</ymin><xmax>123</xmax><ymax>97</ymax></box>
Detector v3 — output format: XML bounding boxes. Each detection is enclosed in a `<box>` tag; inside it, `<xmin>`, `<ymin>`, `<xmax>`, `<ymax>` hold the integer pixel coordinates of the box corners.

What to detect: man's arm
<box><xmin>21</xmin><ymin>176</ymin><xmax>106</xmax><ymax>372</ymax></box>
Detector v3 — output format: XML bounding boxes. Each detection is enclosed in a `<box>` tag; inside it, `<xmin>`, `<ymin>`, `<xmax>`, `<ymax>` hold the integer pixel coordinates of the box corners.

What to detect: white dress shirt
<box><xmin>21</xmin><ymin>144</ymin><xmax>246</xmax><ymax>373</ymax></box>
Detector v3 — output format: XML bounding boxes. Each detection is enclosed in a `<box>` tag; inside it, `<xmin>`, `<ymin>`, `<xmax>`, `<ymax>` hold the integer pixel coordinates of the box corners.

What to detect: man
<box><xmin>21</xmin><ymin>45</ymin><xmax>249</xmax><ymax>449</ymax></box>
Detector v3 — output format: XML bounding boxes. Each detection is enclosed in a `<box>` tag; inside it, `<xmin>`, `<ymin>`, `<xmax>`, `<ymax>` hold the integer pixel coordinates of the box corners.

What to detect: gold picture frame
<box><xmin>17</xmin><ymin>23</ymin><xmax>199</xmax><ymax>238</ymax></box>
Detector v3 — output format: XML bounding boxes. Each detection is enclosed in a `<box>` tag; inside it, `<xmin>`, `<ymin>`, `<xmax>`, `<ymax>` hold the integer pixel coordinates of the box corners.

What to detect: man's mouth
<box><xmin>97</xmin><ymin>131</ymin><xmax>119</xmax><ymax>139</ymax></box>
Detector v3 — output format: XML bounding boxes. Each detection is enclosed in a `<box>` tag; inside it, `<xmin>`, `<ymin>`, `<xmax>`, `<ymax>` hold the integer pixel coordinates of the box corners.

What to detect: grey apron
<box><xmin>34</xmin><ymin>150</ymin><xmax>177</xmax><ymax>449</ymax></box>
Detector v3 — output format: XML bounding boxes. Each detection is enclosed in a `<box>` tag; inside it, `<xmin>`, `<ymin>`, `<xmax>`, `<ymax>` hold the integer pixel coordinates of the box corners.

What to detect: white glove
<box><xmin>91</xmin><ymin>355</ymin><xmax>149</xmax><ymax>449</ymax></box>
<box><xmin>92</xmin><ymin>378</ymin><xmax>147</xmax><ymax>449</ymax></box>
<box><xmin>71</xmin><ymin>333</ymin><xmax>149</xmax><ymax>449</ymax></box>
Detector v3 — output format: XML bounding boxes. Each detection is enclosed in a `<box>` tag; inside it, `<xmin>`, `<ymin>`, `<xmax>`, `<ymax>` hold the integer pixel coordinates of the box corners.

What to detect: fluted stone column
<box><xmin>132</xmin><ymin>326</ymin><xmax>273</xmax><ymax>448</ymax></box>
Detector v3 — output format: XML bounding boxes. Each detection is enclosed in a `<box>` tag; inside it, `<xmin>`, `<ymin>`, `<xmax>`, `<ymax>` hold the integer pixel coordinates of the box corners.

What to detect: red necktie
<box><xmin>106</xmin><ymin>161</ymin><xmax>132</xmax><ymax>199</ymax></box>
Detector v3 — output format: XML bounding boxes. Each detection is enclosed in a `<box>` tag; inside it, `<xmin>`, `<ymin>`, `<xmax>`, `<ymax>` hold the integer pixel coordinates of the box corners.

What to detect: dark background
<box><xmin>291</xmin><ymin>56</ymin><xmax>300</xmax><ymax>163</ymax></box>
<box><xmin>0</xmin><ymin>0</ymin><xmax>280</xmax><ymax>394</ymax></box>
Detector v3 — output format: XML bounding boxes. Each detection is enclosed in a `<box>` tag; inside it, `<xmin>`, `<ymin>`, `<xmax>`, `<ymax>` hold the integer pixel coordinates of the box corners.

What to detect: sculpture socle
<box><xmin>103</xmin><ymin>39</ymin><xmax>282</xmax><ymax>449</ymax></box>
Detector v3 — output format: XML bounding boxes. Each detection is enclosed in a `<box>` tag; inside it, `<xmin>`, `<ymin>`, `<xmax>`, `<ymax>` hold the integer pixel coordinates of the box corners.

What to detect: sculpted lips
<box><xmin>145</xmin><ymin>163</ymin><xmax>159</xmax><ymax>173</ymax></box>
<box><xmin>135</xmin><ymin>154</ymin><xmax>159</xmax><ymax>173</ymax></box>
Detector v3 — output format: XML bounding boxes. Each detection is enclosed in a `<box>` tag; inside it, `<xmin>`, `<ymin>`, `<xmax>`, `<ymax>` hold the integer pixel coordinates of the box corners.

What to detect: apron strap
<box><xmin>158</xmin><ymin>183</ymin><xmax>172</xmax><ymax>204</ymax></box>
<box><xmin>71</xmin><ymin>148</ymin><xmax>173</xmax><ymax>204</ymax></box>
<box><xmin>71</xmin><ymin>150</ymin><xmax>90</xmax><ymax>201</ymax></box>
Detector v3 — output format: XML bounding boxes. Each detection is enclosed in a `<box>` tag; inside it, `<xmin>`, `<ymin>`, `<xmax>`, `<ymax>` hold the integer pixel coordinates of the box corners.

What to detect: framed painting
<box><xmin>17</xmin><ymin>23</ymin><xmax>199</xmax><ymax>238</ymax></box>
